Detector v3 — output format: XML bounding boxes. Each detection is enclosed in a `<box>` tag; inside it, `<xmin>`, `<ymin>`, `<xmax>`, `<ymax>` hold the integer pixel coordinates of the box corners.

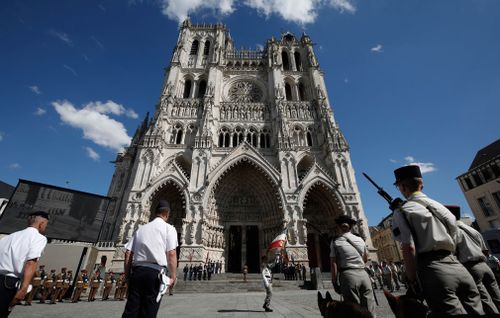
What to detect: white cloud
<box><xmin>52</xmin><ymin>100</ymin><xmax>132</xmax><ymax>152</ymax></box>
<box><xmin>91</xmin><ymin>36</ymin><xmax>105</xmax><ymax>49</ymax></box>
<box><xmin>85</xmin><ymin>147</ymin><xmax>101</xmax><ymax>161</ymax></box>
<box><xmin>389</xmin><ymin>159</ymin><xmax>398</xmax><ymax>163</ymax></box>
<box><xmin>48</xmin><ymin>29</ymin><xmax>72</xmax><ymax>46</ymax></box>
<box><xmin>98</xmin><ymin>4</ymin><xmax>106</xmax><ymax>11</ymax></box>
<box><xmin>85</xmin><ymin>100</ymin><xmax>139</xmax><ymax>119</ymax></box>
<box><xmin>244</xmin><ymin>0</ymin><xmax>320</xmax><ymax>25</ymax></box>
<box><xmin>0</xmin><ymin>132</ymin><xmax>4</xmax><ymax>142</ymax></box>
<box><xmin>29</xmin><ymin>85</ymin><xmax>42</xmax><ymax>95</ymax></box>
<box><xmin>404</xmin><ymin>156</ymin><xmax>437</xmax><ymax>174</ymax></box>
<box><xmin>9</xmin><ymin>163</ymin><xmax>21</xmax><ymax>170</ymax></box>
<box><xmin>160</xmin><ymin>0</ymin><xmax>235</xmax><ymax>23</ymax></box>
<box><xmin>371</xmin><ymin>44</ymin><xmax>383</xmax><ymax>53</ymax></box>
<box><xmin>34</xmin><ymin>107</ymin><xmax>47</xmax><ymax>116</ymax></box>
<box><xmin>63</xmin><ymin>64</ymin><xmax>78</xmax><ymax>77</ymax></box>
<box><xmin>344</xmin><ymin>78</ymin><xmax>349</xmax><ymax>83</ymax></box>
<box><xmin>328</xmin><ymin>0</ymin><xmax>356</xmax><ymax>13</ymax></box>
<box><xmin>256</xmin><ymin>44</ymin><xmax>264</xmax><ymax>51</ymax></box>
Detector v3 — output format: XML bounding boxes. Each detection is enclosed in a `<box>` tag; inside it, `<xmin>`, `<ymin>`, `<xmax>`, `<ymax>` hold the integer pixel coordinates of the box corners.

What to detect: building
<box><xmin>370</xmin><ymin>215</ymin><xmax>402</xmax><ymax>264</ymax></box>
<box><xmin>457</xmin><ymin>139</ymin><xmax>500</xmax><ymax>231</ymax></box>
<box><xmin>0</xmin><ymin>181</ymin><xmax>14</xmax><ymax>218</ymax></box>
<box><xmin>102</xmin><ymin>21</ymin><xmax>373</xmax><ymax>273</ymax></box>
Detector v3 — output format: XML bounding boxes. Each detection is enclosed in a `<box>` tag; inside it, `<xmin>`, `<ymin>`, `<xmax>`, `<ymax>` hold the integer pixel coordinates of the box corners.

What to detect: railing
<box><xmin>226</xmin><ymin>49</ymin><xmax>264</xmax><ymax>60</ymax></box>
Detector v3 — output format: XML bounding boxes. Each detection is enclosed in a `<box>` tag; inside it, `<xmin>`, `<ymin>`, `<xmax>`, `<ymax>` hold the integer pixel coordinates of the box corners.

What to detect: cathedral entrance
<box><xmin>303</xmin><ymin>182</ymin><xmax>340</xmax><ymax>272</ymax></box>
<box><xmin>208</xmin><ymin>160</ymin><xmax>283</xmax><ymax>273</ymax></box>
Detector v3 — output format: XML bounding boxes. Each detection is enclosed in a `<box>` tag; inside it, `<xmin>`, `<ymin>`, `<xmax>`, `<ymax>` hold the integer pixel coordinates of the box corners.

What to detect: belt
<box><xmin>418</xmin><ymin>249</ymin><xmax>452</xmax><ymax>261</ymax></box>
<box><xmin>135</xmin><ymin>262</ymin><xmax>167</xmax><ymax>272</ymax></box>
<box><xmin>463</xmin><ymin>259</ymin><xmax>485</xmax><ymax>267</ymax></box>
<box><xmin>339</xmin><ymin>267</ymin><xmax>364</xmax><ymax>272</ymax></box>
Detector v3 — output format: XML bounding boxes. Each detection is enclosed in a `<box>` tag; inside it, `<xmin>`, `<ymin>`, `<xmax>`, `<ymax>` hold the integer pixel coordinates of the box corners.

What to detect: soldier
<box><xmin>40</xmin><ymin>269</ymin><xmax>56</xmax><ymax>303</ymax></box>
<box><xmin>261</xmin><ymin>256</ymin><xmax>273</xmax><ymax>312</ymax></box>
<box><xmin>330</xmin><ymin>215</ymin><xmax>375</xmax><ymax>316</ymax></box>
<box><xmin>50</xmin><ymin>268</ymin><xmax>65</xmax><ymax>304</ymax></box>
<box><xmin>88</xmin><ymin>270</ymin><xmax>101</xmax><ymax>302</ymax></box>
<box><xmin>448</xmin><ymin>205</ymin><xmax>500</xmax><ymax>314</ymax></box>
<box><xmin>381</xmin><ymin>261</ymin><xmax>393</xmax><ymax>291</ymax></box>
<box><xmin>24</xmin><ymin>265</ymin><xmax>43</xmax><ymax>305</ymax></box>
<box><xmin>388</xmin><ymin>261</ymin><xmax>400</xmax><ymax>291</ymax></box>
<box><xmin>114</xmin><ymin>273</ymin><xmax>126</xmax><ymax>301</ymax></box>
<box><xmin>102</xmin><ymin>271</ymin><xmax>114</xmax><ymax>300</ymax></box>
<box><xmin>188</xmin><ymin>264</ymin><xmax>193</xmax><ymax>280</ymax></box>
<box><xmin>197</xmin><ymin>263</ymin><xmax>203</xmax><ymax>280</ymax></box>
<box><xmin>391</xmin><ymin>165</ymin><xmax>484</xmax><ymax>316</ymax></box>
<box><xmin>183</xmin><ymin>264</ymin><xmax>189</xmax><ymax>281</ymax></box>
<box><xmin>71</xmin><ymin>270</ymin><xmax>86</xmax><ymax>303</ymax></box>
<box><xmin>60</xmin><ymin>269</ymin><xmax>72</xmax><ymax>302</ymax></box>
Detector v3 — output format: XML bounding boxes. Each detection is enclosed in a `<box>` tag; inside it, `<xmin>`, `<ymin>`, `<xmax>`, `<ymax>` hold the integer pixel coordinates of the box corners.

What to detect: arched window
<box><xmin>292</xmin><ymin>126</ymin><xmax>304</xmax><ymax>146</ymax></box>
<box><xmin>203</xmin><ymin>41</ymin><xmax>210</xmax><ymax>55</ymax></box>
<box><xmin>298</xmin><ymin>82</ymin><xmax>306</xmax><ymax>101</ymax></box>
<box><xmin>285</xmin><ymin>82</ymin><xmax>293</xmax><ymax>101</ymax></box>
<box><xmin>294</xmin><ymin>52</ymin><xmax>302</xmax><ymax>71</ymax></box>
<box><xmin>185</xmin><ymin>124</ymin><xmax>197</xmax><ymax>146</ymax></box>
<box><xmin>190</xmin><ymin>40</ymin><xmax>199</xmax><ymax>55</ymax></box>
<box><xmin>282</xmin><ymin>51</ymin><xmax>290</xmax><ymax>71</ymax></box>
<box><xmin>259</xmin><ymin>128</ymin><xmax>271</xmax><ymax>148</ymax></box>
<box><xmin>306</xmin><ymin>132</ymin><xmax>313</xmax><ymax>146</ymax></box>
<box><xmin>183</xmin><ymin>79</ymin><xmax>192</xmax><ymax>98</ymax></box>
<box><xmin>297</xmin><ymin>155</ymin><xmax>314</xmax><ymax>181</ymax></box>
<box><xmin>172</xmin><ymin>124</ymin><xmax>183</xmax><ymax>144</ymax></box>
<box><xmin>197</xmin><ymin>80</ymin><xmax>207</xmax><ymax>98</ymax></box>
<box><xmin>247</xmin><ymin>128</ymin><xmax>257</xmax><ymax>147</ymax></box>
<box><xmin>218</xmin><ymin>127</ymin><xmax>230</xmax><ymax>147</ymax></box>
<box><xmin>233</xmin><ymin>127</ymin><xmax>244</xmax><ymax>147</ymax></box>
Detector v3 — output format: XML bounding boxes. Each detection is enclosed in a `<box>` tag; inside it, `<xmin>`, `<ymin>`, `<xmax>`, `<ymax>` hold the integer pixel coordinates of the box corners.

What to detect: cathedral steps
<box><xmin>173</xmin><ymin>273</ymin><xmax>333</xmax><ymax>293</ymax></box>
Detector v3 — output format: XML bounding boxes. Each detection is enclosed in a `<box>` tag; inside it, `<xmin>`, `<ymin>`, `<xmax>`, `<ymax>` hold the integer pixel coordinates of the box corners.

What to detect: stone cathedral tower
<box><xmin>103</xmin><ymin>20</ymin><xmax>373</xmax><ymax>273</ymax></box>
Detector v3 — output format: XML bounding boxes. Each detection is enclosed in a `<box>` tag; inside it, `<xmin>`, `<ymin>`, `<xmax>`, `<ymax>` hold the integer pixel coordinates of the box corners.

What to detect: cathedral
<box><xmin>102</xmin><ymin>20</ymin><xmax>373</xmax><ymax>273</ymax></box>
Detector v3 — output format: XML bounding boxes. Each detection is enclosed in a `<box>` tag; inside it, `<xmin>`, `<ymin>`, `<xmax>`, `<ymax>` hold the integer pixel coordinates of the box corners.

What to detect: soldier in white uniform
<box><xmin>261</xmin><ymin>256</ymin><xmax>273</xmax><ymax>312</ymax></box>
<box><xmin>447</xmin><ymin>204</ymin><xmax>500</xmax><ymax>314</ymax></box>
<box><xmin>122</xmin><ymin>200</ymin><xmax>178</xmax><ymax>318</ymax></box>
<box><xmin>330</xmin><ymin>215</ymin><xmax>375</xmax><ymax>316</ymax></box>
<box><xmin>0</xmin><ymin>211</ymin><xmax>48</xmax><ymax>317</ymax></box>
<box><xmin>391</xmin><ymin>165</ymin><xmax>484</xmax><ymax>316</ymax></box>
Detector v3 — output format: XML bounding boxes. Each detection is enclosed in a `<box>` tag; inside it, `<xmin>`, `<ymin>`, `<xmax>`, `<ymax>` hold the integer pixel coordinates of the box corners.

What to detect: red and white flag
<box><xmin>267</xmin><ymin>228</ymin><xmax>288</xmax><ymax>252</ymax></box>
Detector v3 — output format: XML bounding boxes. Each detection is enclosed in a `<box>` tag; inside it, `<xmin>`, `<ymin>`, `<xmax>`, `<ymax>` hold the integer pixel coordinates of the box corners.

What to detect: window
<box><xmin>233</xmin><ymin>127</ymin><xmax>244</xmax><ymax>147</ymax></box>
<box><xmin>298</xmin><ymin>82</ymin><xmax>306</xmax><ymax>101</ymax></box>
<box><xmin>285</xmin><ymin>83</ymin><xmax>293</xmax><ymax>101</ymax></box>
<box><xmin>282</xmin><ymin>51</ymin><xmax>290</xmax><ymax>71</ymax></box>
<box><xmin>493</xmin><ymin>191</ymin><xmax>500</xmax><ymax>209</ymax></box>
<box><xmin>478</xmin><ymin>197</ymin><xmax>493</xmax><ymax>217</ymax></box>
<box><xmin>190</xmin><ymin>40</ymin><xmax>199</xmax><ymax>55</ymax></box>
<box><xmin>473</xmin><ymin>173</ymin><xmax>484</xmax><ymax>186</ymax></box>
<box><xmin>482</xmin><ymin>168</ymin><xmax>493</xmax><ymax>182</ymax></box>
<box><xmin>172</xmin><ymin>124</ymin><xmax>183</xmax><ymax>144</ymax></box>
<box><xmin>218</xmin><ymin>128</ymin><xmax>230</xmax><ymax>147</ymax></box>
<box><xmin>491</xmin><ymin>162</ymin><xmax>500</xmax><ymax>178</ymax></box>
<box><xmin>183</xmin><ymin>80</ymin><xmax>192</xmax><ymax>98</ymax></box>
<box><xmin>464</xmin><ymin>177</ymin><xmax>474</xmax><ymax>191</ymax></box>
<box><xmin>197</xmin><ymin>80</ymin><xmax>207</xmax><ymax>98</ymax></box>
<box><xmin>306</xmin><ymin>132</ymin><xmax>313</xmax><ymax>146</ymax></box>
<box><xmin>203</xmin><ymin>41</ymin><xmax>210</xmax><ymax>55</ymax></box>
<box><xmin>294</xmin><ymin>52</ymin><xmax>302</xmax><ymax>71</ymax></box>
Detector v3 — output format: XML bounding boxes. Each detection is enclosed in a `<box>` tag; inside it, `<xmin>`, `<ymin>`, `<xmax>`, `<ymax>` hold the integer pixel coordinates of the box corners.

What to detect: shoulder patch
<box><xmin>392</xmin><ymin>227</ymin><xmax>401</xmax><ymax>236</ymax></box>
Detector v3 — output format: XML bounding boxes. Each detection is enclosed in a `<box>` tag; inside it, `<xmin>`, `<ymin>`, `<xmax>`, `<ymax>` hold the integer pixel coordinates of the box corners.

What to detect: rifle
<box><xmin>362</xmin><ymin>173</ymin><xmax>403</xmax><ymax>211</ymax></box>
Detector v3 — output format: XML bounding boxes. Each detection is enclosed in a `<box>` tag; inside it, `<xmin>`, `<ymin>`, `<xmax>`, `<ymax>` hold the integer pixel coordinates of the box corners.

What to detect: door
<box><xmin>228</xmin><ymin>226</ymin><xmax>242</xmax><ymax>272</ymax></box>
<box><xmin>246</xmin><ymin>225</ymin><xmax>260</xmax><ymax>273</ymax></box>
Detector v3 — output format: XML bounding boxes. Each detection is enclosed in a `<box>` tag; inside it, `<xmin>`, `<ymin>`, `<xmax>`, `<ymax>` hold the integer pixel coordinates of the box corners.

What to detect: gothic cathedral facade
<box><xmin>102</xmin><ymin>21</ymin><xmax>372</xmax><ymax>273</ymax></box>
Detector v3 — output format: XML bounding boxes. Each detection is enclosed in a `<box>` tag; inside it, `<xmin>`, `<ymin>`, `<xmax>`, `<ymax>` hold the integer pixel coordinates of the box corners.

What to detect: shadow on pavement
<box><xmin>217</xmin><ymin>309</ymin><xmax>264</xmax><ymax>313</ymax></box>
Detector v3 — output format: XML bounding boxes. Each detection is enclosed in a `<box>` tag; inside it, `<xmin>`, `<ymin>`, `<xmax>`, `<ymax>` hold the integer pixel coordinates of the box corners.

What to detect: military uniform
<box><xmin>330</xmin><ymin>216</ymin><xmax>375</xmax><ymax>316</ymax></box>
<box><xmin>40</xmin><ymin>270</ymin><xmax>56</xmax><ymax>303</ymax></box>
<box><xmin>114</xmin><ymin>273</ymin><xmax>126</xmax><ymax>300</ymax></box>
<box><xmin>50</xmin><ymin>270</ymin><xmax>64</xmax><ymax>304</ymax></box>
<box><xmin>88</xmin><ymin>272</ymin><xmax>101</xmax><ymax>301</ymax></box>
<box><xmin>102</xmin><ymin>272</ymin><xmax>114</xmax><ymax>300</ymax></box>
<box><xmin>261</xmin><ymin>260</ymin><xmax>273</xmax><ymax>312</ymax></box>
<box><xmin>71</xmin><ymin>271</ymin><xmax>85</xmax><ymax>303</ymax></box>
<box><xmin>449</xmin><ymin>205</ymin><xmax>500</xmax><ymax>314</ymax></box>
<box><xmin>25</xmin><ymin>269</ymin><xmax>42</xmax><ymax>305</ymax></box>
<box><xmin>392</xmin><ymin>165</ymin><xmax>483</xmax><ymax>316</ymax></box>
<box><xmin>60</xmin><ymin>270</ymin><xmax>72</xmax><ymax>302</ymax></box>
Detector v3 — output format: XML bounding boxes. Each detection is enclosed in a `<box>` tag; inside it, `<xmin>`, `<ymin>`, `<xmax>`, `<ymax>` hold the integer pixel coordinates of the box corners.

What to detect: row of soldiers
<box><xmin>182</xmin><ymin>261</ymin><xmax>222</xmax><ymax>281</ymax></box>
<box><xmin>24</xmin><ymin>265</ymin><xmax>128</xmax><ymax>305</ymax></box>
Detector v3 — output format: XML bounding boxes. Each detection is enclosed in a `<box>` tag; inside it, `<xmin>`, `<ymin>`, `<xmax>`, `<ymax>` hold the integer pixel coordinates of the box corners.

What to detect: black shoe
<box><xmin>265</xmin><ymin>307</ymin><xmax>273</xmax><ymax>312</ymax></box>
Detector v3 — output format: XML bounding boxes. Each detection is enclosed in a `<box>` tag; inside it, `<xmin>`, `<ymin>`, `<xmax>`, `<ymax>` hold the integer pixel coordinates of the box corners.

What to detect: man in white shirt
<box><xmin>0</xmin><ymin>211</ymin><xmax>48</xmax><ymax>317</ymax></box>
<box><xmin>122</xmin><ymin>200</ymin><xmax>178</xmax><ymax>318</ymax></box>
<box><xmin>261</xmin><ymin>256</ymin><xmax>273</xmax><ymax>312</ymax></box>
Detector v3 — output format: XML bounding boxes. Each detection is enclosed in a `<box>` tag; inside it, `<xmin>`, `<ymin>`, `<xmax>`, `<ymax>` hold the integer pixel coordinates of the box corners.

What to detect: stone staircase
<box><xmin>172</xmin><ymin>272</ymin><xmax>333</xmax><ymax>293</ymax></box>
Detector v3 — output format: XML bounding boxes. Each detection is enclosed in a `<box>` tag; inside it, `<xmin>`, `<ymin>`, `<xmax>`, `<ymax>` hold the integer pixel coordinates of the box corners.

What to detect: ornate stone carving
<box><xmin>228</xmin><ymin>80</ymin><xmax>263</xmax><ymax>103</ymax></box>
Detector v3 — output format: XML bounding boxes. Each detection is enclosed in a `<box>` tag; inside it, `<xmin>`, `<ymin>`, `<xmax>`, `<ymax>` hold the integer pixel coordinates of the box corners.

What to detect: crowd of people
<box><xmin>182</xmin><ymin>261</ymin><xmax>222</xmax><ymax>281</ymax></box>
<box><xmin>366</xmin><ymin>261</ymin><xmax>406</xmax><ymax>292</ymax></box>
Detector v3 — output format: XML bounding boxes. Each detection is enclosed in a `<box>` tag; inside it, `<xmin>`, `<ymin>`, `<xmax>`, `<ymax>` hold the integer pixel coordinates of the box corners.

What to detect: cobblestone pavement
<box><xmin>10</xmin><ymin>288</ymin><xmax>404</xmax><ymax>318</ymax></box>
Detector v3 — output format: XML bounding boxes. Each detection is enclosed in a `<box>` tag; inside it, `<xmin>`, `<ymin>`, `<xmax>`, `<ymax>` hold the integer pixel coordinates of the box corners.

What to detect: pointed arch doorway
<box><xmin>303</xmin><ymin>182</ymin><xmax>341</xmax><ymax>271</ymax></box>
<box><xmin>208</xmin><ymin>160</ymin><xmax>283</xmax><ymax>273</ymax></box>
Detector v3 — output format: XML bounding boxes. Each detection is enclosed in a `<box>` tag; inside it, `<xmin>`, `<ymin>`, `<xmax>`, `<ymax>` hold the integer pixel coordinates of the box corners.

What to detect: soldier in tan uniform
<box><xmin>50</xmin><ymin>268</ymin><xmax>65</xmax><ymax>304</ymax></box>
<box><xmin>448</xmin><ymin>205</ymin><xmax>500</xmax><ymax>314</ymax></box>
<box><xmin>101</xmin><ymin>271</ymin><xmax>114</xmax><ymax>300</ymax></box>
<box><xmin>40</xmin><ymin>269</ymin><xmax>56</xmax><ymax>303</ymax></box>
<box><xmin>330</xmin><ymin>215</ymin><xmax>375</xmax><ymax>316</ymax></box>
<box><xmin>88</xmin><ymin>270</ymin><xmax>101</xmax><ymax>302</ymax></box>
<box><xmin>71</xmin><ymin>270</ymin><xmax>86</xmax><ymax>303</ymax></box>
<box><xmin>391</xmin><ymin>165</ymin><xmax>484</xmax><ymax>316</ymax></box>
<box><xmin>24</xmin><ymin>267</ymin><xmax>43</xmax><ymax>305</ymax></box>
<box><xmin>114</xmin><ymin>273</ymin><xmax>127</xmax><ymax>300</ymax></box>
<box><xmin>59</xmin><ymin>269</ymin><xmax>72</xmax><ymax>302</ymax></box>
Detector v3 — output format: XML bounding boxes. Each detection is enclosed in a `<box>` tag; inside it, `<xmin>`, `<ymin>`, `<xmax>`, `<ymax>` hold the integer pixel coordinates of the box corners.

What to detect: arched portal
<box><xmin>303</xmin><ymin>182</ymin><xmax>341</xmax><ymax>271</ymax></box>
<box><xmin>208</xmin><ymin>160</ymin><xmax>283</xmax><ymax>273</ymax></box>
<box><xmin>149</xmin><ymin>181</ymin><xmax>187</xmax><ymax>262</ymax></box>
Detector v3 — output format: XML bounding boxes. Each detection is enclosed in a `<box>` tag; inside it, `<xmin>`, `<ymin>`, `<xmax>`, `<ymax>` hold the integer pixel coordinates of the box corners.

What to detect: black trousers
<box><xmin>122</xmin><ymin>267</ymin><xmax>161</xmax><ymax>318</ymax></box>
<box><xmin>0</xmin><ymin>275</ymin><xmax>19</xmax><ymax>318</ymax></box>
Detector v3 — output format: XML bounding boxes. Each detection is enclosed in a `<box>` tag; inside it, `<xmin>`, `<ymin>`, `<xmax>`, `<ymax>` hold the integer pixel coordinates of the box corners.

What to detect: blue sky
<box><xmin>0</xmin><ymin>0</ymin><xmax>499</xmax><ymax>226</ymax></box>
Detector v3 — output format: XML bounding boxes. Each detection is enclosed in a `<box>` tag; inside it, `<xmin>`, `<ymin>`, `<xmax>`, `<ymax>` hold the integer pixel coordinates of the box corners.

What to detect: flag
<box><xmin>205</xmin><ymin>251</ymin><xmax>209</xmax><ymax>264</ymax></box>
<box><xmin>267</xmin><ymin>228</ymin><xmax>288</xmax><ymax>252</ymax></box>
